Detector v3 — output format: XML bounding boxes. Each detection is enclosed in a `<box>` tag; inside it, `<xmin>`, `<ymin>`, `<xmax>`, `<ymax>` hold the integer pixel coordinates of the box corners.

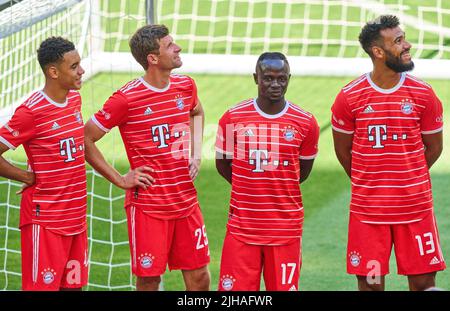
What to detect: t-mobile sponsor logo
<box><xmin>152</xmin><ymin>123</ymin><xmax>187</xmax><ymax>149</ymax></box>
<box><xmin>249</xmin><ymin>149</ymin><xmax>289</xmax><ymax>173</ymax></box>
<box><xmin>60</xmin><ymin>137</ymin><xmax>81</xmax><ymax>162</ymax></box>
<box><xmin>368</xmin><ymin>125</ymin><xmax>407</xmax><ymax>149</ymax></box>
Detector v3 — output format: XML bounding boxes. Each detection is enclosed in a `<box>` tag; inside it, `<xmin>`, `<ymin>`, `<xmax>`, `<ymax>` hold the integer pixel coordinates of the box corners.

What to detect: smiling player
<box><xmin>332</xmin><ymin>15</ymin><xmax>445</xmax><ymax>291</ymax></box>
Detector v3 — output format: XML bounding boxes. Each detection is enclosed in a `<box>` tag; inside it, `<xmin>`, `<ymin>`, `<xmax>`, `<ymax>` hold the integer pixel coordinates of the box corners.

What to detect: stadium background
<box><xmin>0</xmin><ymin>0</ymin><xmax>449</xmax><ymax>290</ymax></box>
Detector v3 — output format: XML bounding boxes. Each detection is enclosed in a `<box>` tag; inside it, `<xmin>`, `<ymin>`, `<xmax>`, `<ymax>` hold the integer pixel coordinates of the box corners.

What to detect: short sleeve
<box><xmin>90</xmin><ymin>91</ymin><xmax>128</xmax><ymax>132</ymax></box>
<box><xmin>331</xmin><ymin>90</ymin><xmax>355</xmax><ymax>134</ymax></box>
<box><xmin>421</xmin><ymin>88</ymin><xmax>444</xmax><ymax>134</ymax></box>
<box><xmin>299</xmin><ymin>115</ymin><xmax>320</xmax><ymax>159</ymax></box>
<box><xmin>0</xmin><ymin>106</ymin><xmax>36</xmax><ymax>150</ymax></box>
<box><xmin>215</xmin><ymin>110</ymin><xmax>234</xmax><ymax>157</ymax></box>
<box><xmin>190</xmin><ymin>77</ymin><xmax>199</xmax><ymax>111</ymax></box>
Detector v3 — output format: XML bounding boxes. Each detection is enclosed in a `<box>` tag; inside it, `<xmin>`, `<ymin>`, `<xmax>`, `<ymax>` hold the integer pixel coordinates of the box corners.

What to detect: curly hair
<box><xmin>37</xmin><ymin>37</ymin><xmax>75</xmax><ymax>71</ymax></box>
<box><xmin>129</xmin><ymin>24</ymin><xmax>169</xmax><ymax>70</ymax></box>
<box><xmin>359</xmin><ymin>15</ymin><xmax>400</xmax><ymax>57</ymax></box>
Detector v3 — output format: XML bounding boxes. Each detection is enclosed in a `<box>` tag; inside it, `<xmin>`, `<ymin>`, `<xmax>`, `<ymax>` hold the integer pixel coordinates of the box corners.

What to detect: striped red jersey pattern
<box><xmin>91</xmin><ymin>75</ymin><xmax>199</xmax><ymax>220</ymax></box>
<box><xmin>0</xmin><ymin>91</ymin><xmax>87</xmax><ymax>235</ymax></box>
<box><xmin>216</xmin><ymin>99</ymin><xmax>319</xmax><ymax>245</ymax></box>
<box><xmin>331</xmin><ymin>73</ymin><xmax>444</xmax><ymax>224</ymax></box>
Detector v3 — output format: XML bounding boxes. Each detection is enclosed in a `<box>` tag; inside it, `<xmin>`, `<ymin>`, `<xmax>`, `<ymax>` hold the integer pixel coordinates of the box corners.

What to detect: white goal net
<box><xmin>0</xmin><ymin>0</ymin><xmax>449</xmax><ymax>290</ymax></box>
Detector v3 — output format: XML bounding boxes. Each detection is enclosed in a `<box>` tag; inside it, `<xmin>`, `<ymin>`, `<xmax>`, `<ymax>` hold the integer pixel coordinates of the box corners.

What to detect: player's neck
<box><xmin>256</xmin><ymin>97</ymin><xmax>286</xmax><ymax>115</ymax></box>
<box><xmin>369</xmin><ymin>66</ymin><xmax>402</xmax><ymax>90</ymax></box>
<box><xmin>142</xmin><ymin>70</ymin><xmax>171</xmax><ymax>89</ymax></box>
<box><xmin>42</xmin><ymin>84</ymin><xmax>69</xmax><ymax>104</ymax></box>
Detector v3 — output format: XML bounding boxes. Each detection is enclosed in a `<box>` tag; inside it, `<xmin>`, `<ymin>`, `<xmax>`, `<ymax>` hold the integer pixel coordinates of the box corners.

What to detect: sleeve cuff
<box><xmin>421</xmin><ymin>127</ymin><xmax>443</xmax><ymax>135</ymax></box>
<box><xmin>215</xmin><ymin>147</ymin><xmax>233</xmax><ymax>156</ymax></box>
<box><xmin>332</xmin><ymin>125</ymin><xmax>354</xmax><ymax>134</ymax></box>
<box><xmin>90</xmin><ymin>115</ymin><xmax>111</xmax><ymax>133</ymax></box>
<box><xmin>0</xmin><ymin>136</ymin><xmax>17</xmax><ymax>150</ymax></box>
<box><xmin>300</xmin><ymin>153</ymin><xmax>318</xmax><ymax>160</ymax></box>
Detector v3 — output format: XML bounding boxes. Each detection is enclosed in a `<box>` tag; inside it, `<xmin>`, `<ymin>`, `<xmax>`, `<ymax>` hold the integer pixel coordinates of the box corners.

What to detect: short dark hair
<box><xmin>37</xmin><ymin>37</ymin><xmax>75</xmax><ymax>71</ymax></box>
<box><xmin>256</xmin><ymin>52</ymin><xmax>289</xmax><ymax>70</ymax></box>
<box><xmin>129</xmin><ymin>24</ymin><xmax>169</xmax><ymax>70</ymax></box>
<box><xmin>359</xmin><ymin>15</ymin><xmax>400</xmax><ymax>57</ymax></box>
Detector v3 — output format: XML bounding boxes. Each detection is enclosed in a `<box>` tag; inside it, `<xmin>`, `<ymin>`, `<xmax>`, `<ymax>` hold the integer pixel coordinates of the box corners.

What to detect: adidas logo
<box><xmin>244</xmin><ymin>129</ymin><xmax>254</xmax><ymax>136</ymax></box>
<box><xmin>52</xmin><ymin>122</ymin><xmax>60</xmax><ymax>130</ymax></box>
<box><xmin>363</xmin><ymin>105</ymin><xmax>375</xmax><ymax>113</ymax></box>
<box><xmin>289</xmin><ymin>285</ymin><xmax>297</xmax><ymax>291</ymax></box>
<box><xmin>144</xmin><ymin>107</ymin><xmax>153</xmax><ymax>115</ymax></box>
<box><xmin>430</xmin><ymin>256</ymin><xmax>440</xmax><ymax>265</ymax></box>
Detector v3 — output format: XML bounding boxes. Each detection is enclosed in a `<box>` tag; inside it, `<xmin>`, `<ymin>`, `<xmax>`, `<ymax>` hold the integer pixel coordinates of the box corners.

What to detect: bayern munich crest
<box><xmin>282</xmin><ymin>126</ymin><xmax>296</xmax><ymax>142</ymax></box>
<box><xmin>175</xmin><ymin>94</ymin><xmax>185</xmax><ymax>110</ymax></box>
<box><xmin>74</xmin><ymin>110</ymin><xmax>83</xmax><ymax>124</ymax></box>
<box><xmin>42</xmin><ymin>268</ymin><xmax>56</xmax><ymax>284</ymax></box>
<box><xmin>349</xmin><ymin>251</ymin><xmax>361</xmax><ymax>267</ymax></box>
<box><xmin>400</xmin><ymin>98</ymin><xmax>414</xmax><ymax>115</ymax></box>
<box><xmin>220</xmin><ymin>274</ymin><xmax>236</xmax><ymax>291</ymax></box>
<box><xmin>138</xmin><ymin>253</ymin><xmax>155</xmax><ymax>269</ymax></box>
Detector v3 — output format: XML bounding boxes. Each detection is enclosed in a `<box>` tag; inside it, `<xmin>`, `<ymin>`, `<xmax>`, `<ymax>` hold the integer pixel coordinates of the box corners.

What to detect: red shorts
<box><xmin>218</xmin><ymin>232</ymin><xmax>301</xmax><ymax>291</ymax></box>
<box><xmin>21</xmin><ymin>224</ymin><xmax>88</xmax><ymax>291</ymax></box>
<box><xmin>126</xmin><ymin>205</ymin><xmax>210</xmax><ymax>277</ymax></box>
<box><xmin>347</xmin><ymin>212</ymin><xmax>446</xmax><ymax>276</ymax></box>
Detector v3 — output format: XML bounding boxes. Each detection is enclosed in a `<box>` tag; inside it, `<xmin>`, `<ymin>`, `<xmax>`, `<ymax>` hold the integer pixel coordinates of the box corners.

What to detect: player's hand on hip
<box><xmin>16</xmin><ymin>172</ymin><xmax>35</xmax><ymax>195</ymax></box>
<box><xmin>121</xmin><ymin>166</ymin><xmax>155</xmax><ymax>190</ymax></box>
<box><xmin>189</xmin><ymin>158</ymin><xmax>201</xmax><ymax>181</ymax></box>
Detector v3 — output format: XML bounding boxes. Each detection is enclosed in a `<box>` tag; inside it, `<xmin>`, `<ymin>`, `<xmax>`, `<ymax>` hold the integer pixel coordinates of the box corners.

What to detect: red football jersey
<box><xmin>0</xmin><ymin>91</ymin><xmax>87</xmax><ymax>235</ymax></box>
<box><xmin>216</xmin><ymin>99</ymin><xmax>319</xmax><ymax>245</ymax></box>
<box><xmin>91</xmin><ymin>75</ymin><xmax>200</xmax><ymax>220</ymax></box>
<box><xmin>331</xmin><ymin>73</ymin><xmax>444</xmax><ymax>224</ymax></box>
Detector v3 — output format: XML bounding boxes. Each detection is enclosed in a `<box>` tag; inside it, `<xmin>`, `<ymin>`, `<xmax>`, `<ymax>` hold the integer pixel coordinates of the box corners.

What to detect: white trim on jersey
<box><xmin>33</xmin><ymin>162</ymin><xmax>85</xmax><ymax>174</ymax></box>
<box><xmin>215</xmin><ymin>147</ymin><xmax>233</xmax><ymax>155</ymax></box>
<box><xmin>33</xmin><ymin>194</ymin><xmax>87</xmax><ymax>203</ymax></box>
<box><xmin>26</xmin><ymin>92</ymin><xmax>45</xmax><ymax>108</ymax></box>
<box><xmin>39</xmin><ymin>90</ymin><xmax>68</xmax><ymax>108</ymax></box>
<box><xmin>351</xmin><ymin>148</ymin><xmax>423</xmax><ymax>157</ymax></box>
<box><xmin>299</xmin><ymin>153</ymin><xmax>317</xmax><ymax>160</ymax></box>
<box><xmin>229</xmin><ymin>231</ymin><xmax>301</xmax><ymax>240</ymax></box>
<box><xmin>252</xmin><ymin>98</ymin><xmax>289</xmax><ymax>119</ymax></box>
<box><xmin>352</xmin><ymin>166</ymin><xmax>426</xmax><ymax>174</ymax></box>
<box><xmin>366</xmin><ymin>72</ymin><xmax>406</xmax><ymax>94</ymax></box>
<box><xmin>131</xmin><ymin>205</ymin><xmax>137</xmax><ymax>270</ymax></box>
<box><xmin>351</xmin><ymin>179</ymin><xmax>429</xmax><ymax>188</ymax></box>
<box><xmin>139</xmin><ymin>77</ymin><xmax>171</xmax><ymax>93</ymax></box>
<box><xmin>34</xmin><ymin>125</ymin><xmax>84</xmax><ymax>140</ymax></box>
<box><xmin>351</xmin><ymin>198</ymin><xmax>432</xmax><ymax>208</ymax></box>
<box><xmin>228</xmin><ymin>222</ymin><xmax>301</xmax><ymax>231</ymax></box>
<box><xmin>431</xmin><ymin>215</ymin><xmax>445</xmax><ymax>262</ymax></box>
<box><xmin>351</xmin><ymin>207</ymin><xmax>432</xmax><ymax>216</ymax></box>
<box><xmin>360</xmin><ymin>219</ymin><xmax>422</xmax><ymax>225</ymax></box>
<box><xmin>331</xmin><ymin>125</ymin><xmax>354</xmax><ymax>134</ymax></box>
<box><xmin>90</xmin><ymin>115</ymin><xmax>111</xmax><ymax>133</ymax></box>
<box><xmin>422</xmin><ymin>127</ymin><xmax>443</xmax><ymax>135</ymax></box>
<box><xmin>0</xmin><ymin>135</ymin><xmax>17</xmax><ymax>150</ymax></box>
<box><xmin>33</xmin><ymin>224</ymin><xmax>40</xmax><ymax>283</ymax></box>
<box><xmin>342</xmin><ymin>75</ymin><xmax>366</xmax><ymax>93</ymax></box>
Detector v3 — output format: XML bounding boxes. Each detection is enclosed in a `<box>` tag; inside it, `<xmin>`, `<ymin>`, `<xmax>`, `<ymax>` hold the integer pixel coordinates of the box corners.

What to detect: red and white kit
<box><xmin>0</xmin><ymin>90</ymin><xmax>88</xmax><ymax>290</ymax></box>
<box><xmin>332</xmin><ymin>72</ymin><xmax>445</xmax><ymax>275</ymax></box>
<box><xmin>216</xmin><ymin>98</ymin><xmax>319</xmax><ymax>290</ymax></box>
<box><xmin>91</xmin><ymin>75</ymin><xmax>209</xmax><ymax>275</ymax></box>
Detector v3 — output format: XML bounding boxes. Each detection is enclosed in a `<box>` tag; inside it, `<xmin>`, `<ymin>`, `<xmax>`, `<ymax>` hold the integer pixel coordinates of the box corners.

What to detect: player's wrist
<box><xmin>24</xmin><ymin>171</ymin><xmax>35</xmax><ymax>186</ymax></box>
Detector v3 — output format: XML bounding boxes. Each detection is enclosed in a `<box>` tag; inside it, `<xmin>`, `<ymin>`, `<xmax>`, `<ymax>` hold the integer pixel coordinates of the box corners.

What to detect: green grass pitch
<box><xmin>1</xmin><ymin>73</ymin><xmax>449</xmax><ymax>290</ymax></box>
